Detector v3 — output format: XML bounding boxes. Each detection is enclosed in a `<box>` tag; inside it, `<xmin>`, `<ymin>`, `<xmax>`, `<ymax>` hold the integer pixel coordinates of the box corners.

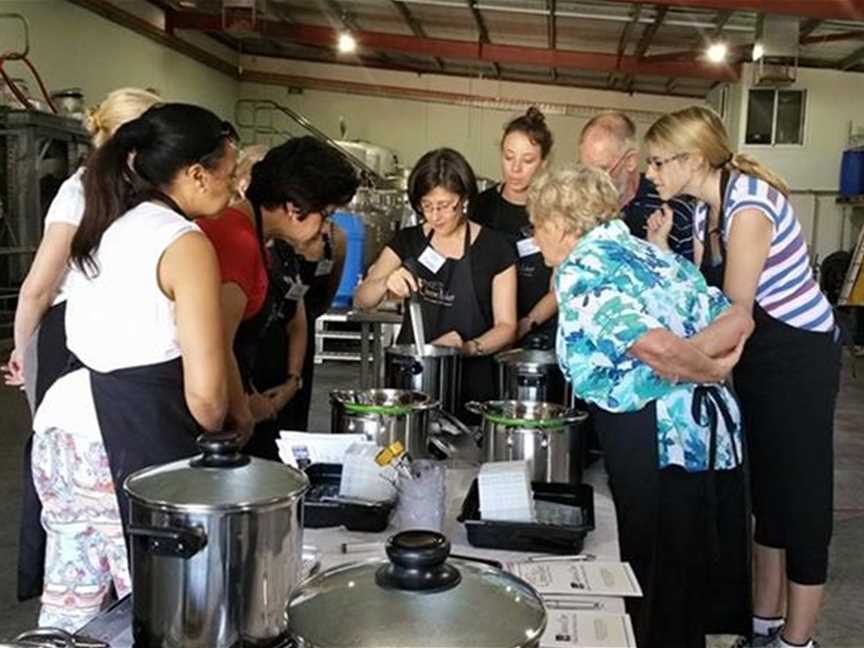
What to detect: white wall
<box><xmin>724</xmin><ymin>64</ymin><xmax>864</xmax><ymax>264</ymax></box>
<box><xmin>237</xmin><ymin>57</ymin><xmax>699</xmax><ymax>179</ymax></box>
<box><xmin>0</xmin><ymin>0</ymin><xmax>239</xmax><ymax>119</ymax></box>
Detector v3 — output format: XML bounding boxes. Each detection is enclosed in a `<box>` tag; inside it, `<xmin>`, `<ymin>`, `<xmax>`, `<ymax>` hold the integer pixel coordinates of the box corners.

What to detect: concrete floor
<box><xmin>0</xmin><ymin>355</ymin><xmax>862</xmax><ymax>645</ymax></box>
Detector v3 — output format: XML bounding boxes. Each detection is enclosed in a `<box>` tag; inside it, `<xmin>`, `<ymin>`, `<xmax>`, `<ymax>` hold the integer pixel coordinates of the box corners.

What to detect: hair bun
<box><xmin>85</xmin><ymin>104</ymin><xmax>103</xmax><ymax>136</ymax></box>
<box><xmin>525</xmin><ymin>105</ymin><xmax>546</xmax><ymax>125</ymax></box>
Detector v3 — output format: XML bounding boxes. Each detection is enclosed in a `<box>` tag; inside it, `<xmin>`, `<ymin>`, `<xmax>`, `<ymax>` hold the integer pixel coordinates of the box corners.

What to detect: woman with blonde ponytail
<box><xmin>1</xmin><ymin>87</ymin><xmax>161</xmax><ymax>606</ymax></box>
<box><xmin>644</xmin><ymin>105</ymin><xmax>841</xmax><ymax>648</ymax></box>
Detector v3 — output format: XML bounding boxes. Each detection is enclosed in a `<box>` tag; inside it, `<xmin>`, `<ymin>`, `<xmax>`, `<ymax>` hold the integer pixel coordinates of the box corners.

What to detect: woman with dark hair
<box><xmin>474</xmin><ymin>106</ymin><xmax>557</xmax><ymax>346</ymax></box>
<box><xmin>29</xmin><ymin>103</ymin><xmax>235</xmax><ymax>630</ymax></box>
<box><xmin>356</xmin><ymin>148</ymin><xmax>518</xmax><ymax>417</ymax></box>
<box><xmin>198</xmin><ymin>136</ymin><xmax>359</xmax><ymax>457</ymax></box>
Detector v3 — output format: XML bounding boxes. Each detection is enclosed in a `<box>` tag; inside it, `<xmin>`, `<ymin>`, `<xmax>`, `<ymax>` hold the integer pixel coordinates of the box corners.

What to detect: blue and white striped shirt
<box><xmin>694</xmin><ymin>173</ymin><xmax>834</xmax><ymax>332</ymax></box>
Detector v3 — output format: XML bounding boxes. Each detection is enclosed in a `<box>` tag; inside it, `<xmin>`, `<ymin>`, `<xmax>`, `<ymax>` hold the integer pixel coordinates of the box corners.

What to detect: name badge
<box><xmin>285</xmin><ymin>277</ymin><xmax>309</xmax><ymax>301</ymax></box>
<box><xmin>315</xmin><ymin>258</ymin><xmax>334</xmax><ymax>277</ymax></box>
<box><xmin>418</xmin><ymin>246</ymin><xmax>446</xmax><ymax>274</ymax></box>
<box><xmin>516</xmin><ymin>237</ymin><xmax>541</xmax><ymax>258</ymax></box>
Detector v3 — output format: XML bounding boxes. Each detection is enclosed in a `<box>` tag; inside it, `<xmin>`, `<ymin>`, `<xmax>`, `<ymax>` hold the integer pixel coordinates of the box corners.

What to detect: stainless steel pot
<box><xmin>466</xmin><ymin>400</ymin><xmax>588</xmax><ymax>484</ymax></box>
<box><xmin>287</xmin><ymin>530</ymin><xmax>546</xmax><ymax>647</ymax></box>
<box><xmin>49</xmin><ymin>88</ymin><xmax>84</xmax><ymax>116</ymax></box>
<box><xmin>495</xmin><ymin>348</ymin><xmax>567</xmax><ymax>404</ymax></box>
<box><xmin>330</xmin><ymin>389</ymin><xmax>434</xmax><ymax>457</ymax></box>
<box><xmin>124</xmin><ymin>433</ymin><xmax>309</xmax><ymax>648</ymax></box>
<box><xmin>384</xmin><ymin>344</ymin><xmax>462</xmax><ymax>414</ymax></box>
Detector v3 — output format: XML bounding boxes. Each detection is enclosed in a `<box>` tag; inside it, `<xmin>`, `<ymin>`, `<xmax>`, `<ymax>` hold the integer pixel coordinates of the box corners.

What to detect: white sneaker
<box><xmin>731</xmin><ymin>627</ymin><xmax>783</xmax><ymax>648</ymax></box>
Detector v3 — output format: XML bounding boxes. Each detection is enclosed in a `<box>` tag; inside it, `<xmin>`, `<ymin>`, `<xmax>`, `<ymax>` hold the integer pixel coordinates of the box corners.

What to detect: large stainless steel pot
<box><xmin>466</xmin><ymin>400</ymin><xmax>588</xmax><ymax>484</ymax></box>
<box><xmin>330</xmin><ymin>388</ymin><xmax>437</xmax><ymax>458</ymax></box>
<box><xmin>384</xmin><ymin>344</ymin><xmax>462</xmax><ymax>415</ymax></box>
<box><xmin>124</xmin><ymin>433</ymin><xmax>309</xmax><ymax>648</ymax></box>
<box><xmin>495</xmin><ymin>347</ymin><xmax>567</xmax><ymax>404</ymax></box>
<box><xmin>287</xmin><ymin>530</ymin><xmax>546</xmax><ymax>647</ymax></box>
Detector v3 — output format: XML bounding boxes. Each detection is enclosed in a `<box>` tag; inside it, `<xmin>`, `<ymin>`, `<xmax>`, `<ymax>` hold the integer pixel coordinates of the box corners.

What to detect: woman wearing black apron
<box><xmin>645</xmin><ymin>106</ymin><xmax>842</xmax><ymax>648</ymax></box>
<box><xmin>530</xmin><ymin>164</ymin><xmax>753</xmax><ymax>648</ymax></box>
<box><xmin>29</xmin><ymin>103</ymin><xmax>236</xmax><ymax>630</ymax></box>
<box><xmin>356</xmin><ymin>148</ymin><xmax>518</xmax><ymax>420</ymax></box>
<box><xmin>474</xmin><ymin>106</ymin><xmax>557</xmax><ymax>347</ymax></box>
<box><xmin>281</xmin><ymin>222</ymin><xmax>347</xmax><ymax>431</ymax></box>
<box><xmin>1</xmin><ymin>88</ymin><xmax>161</xmax><ymax>603</ymax></box>
<box><xmin>200</xmin><ymin>137</ymin><xmax>359</xmax><ymax>456</ymax></box>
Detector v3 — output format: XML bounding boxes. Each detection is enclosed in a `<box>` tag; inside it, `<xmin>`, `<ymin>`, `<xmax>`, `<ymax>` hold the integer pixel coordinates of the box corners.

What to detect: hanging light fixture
<box><xmin>338</xmin><ymin>32</ymin><xmax>357</xmax><ymax>54</ymax></box>
<box><xmin>706</xmin><ymin>41</ymin><xmax>728</xmax><ymax>63</ymax></box>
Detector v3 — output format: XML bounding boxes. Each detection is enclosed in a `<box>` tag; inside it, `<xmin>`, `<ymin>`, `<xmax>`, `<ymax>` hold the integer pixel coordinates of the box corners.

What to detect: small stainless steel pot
<box><xmin>495</xmin><ymin>348</ymin><xmax>567</xmax><ymax>404</ymax></box>
<box><xmin>466</xmin><ymin>400</ymin><xmax>588</xmax><ymax>484</ymax></box>
<box><xmin>384</xmin><ymin>344</ymin><xmax>462</xmax><ymax>415</ymax></box>
<box><xmin>124</xmin><ymin>433</ymin><xmax>309</xmax><ymax>648</ymax></box>
<box><xmin>287</xmin><ymin>530</ymin><xmax>547</xmax><ymax>647</ymax></box>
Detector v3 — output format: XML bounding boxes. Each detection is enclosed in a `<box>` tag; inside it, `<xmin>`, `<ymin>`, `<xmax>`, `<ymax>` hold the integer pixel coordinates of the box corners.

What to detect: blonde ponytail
<box><xmin>645</xmin><ymin>105</ymin><xmax>790</xmax><ymax>197</ymax></box>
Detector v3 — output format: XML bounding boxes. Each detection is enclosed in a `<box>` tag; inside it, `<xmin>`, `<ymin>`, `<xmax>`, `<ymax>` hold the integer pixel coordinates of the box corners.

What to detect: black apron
<box><xmin>281</xmin><ymin>234</ymin><xmax>335</xmax><ymax>432</ymax></box>
<box><xmin>490</xmin><ymin>185</ymin><xmax>556</xmax><ymax>347</ymax></box>
<box><xmin>18</xmin><ymin>300</ymin><xmax>71</xmax><ymax>601</ymax></box>
<box><xmin>396</xmin><ymin>224</ymin><xmax>495</xmax><ymax>420</ymax></box>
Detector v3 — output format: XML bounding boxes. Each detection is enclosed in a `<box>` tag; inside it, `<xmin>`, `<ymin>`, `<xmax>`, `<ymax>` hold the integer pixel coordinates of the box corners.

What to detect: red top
<box><xmin>197</xmin><ymin>207</ymin><xmax>268</xmax><ymax>320</ymax></box>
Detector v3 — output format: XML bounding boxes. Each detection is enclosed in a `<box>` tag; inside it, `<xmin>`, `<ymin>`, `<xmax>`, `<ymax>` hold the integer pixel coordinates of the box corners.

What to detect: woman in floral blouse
<box><xmin>527</xmin><ymin>164</ymin><xmax>754</xmax><ymax>648</ymax></box>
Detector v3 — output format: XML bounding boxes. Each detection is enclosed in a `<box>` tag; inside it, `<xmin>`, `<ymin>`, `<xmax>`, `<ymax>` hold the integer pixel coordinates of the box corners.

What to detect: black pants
<box><xmin>595</xmin><ymin>404</ymin><xmax>750</xmax><ymax>648</ymax></box>
<box><xmin>734</xmin><ymin>311</ymin><xmax>842</xmax><ymax>585</ymax></box>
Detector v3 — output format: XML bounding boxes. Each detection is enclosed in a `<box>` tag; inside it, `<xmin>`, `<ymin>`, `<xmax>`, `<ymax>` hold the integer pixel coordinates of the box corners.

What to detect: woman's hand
<box><xmin>249</xmin><ymin>390</ymin><xmax>276</xmax><ymax>423</ymax></box>
<box><xmin>646</xmin><ymin>204</ymin><xmax>673</xmax><ymax>252</ymax></box>
<box><xmin>262</xmin><ymin>380</ymin><xmax>299</xmax><ymax>414</ymax></box>
<box><xmin>2</xmin><ymin>348</ymin><xmax>25</xmax><ymax>386</ymax></box>
<box><xmin>516</xmin><ymin>317</ymin><xmax>535</xmax><ymax>340</ymax></box>
<box><xmin>385</xmin><ymin>267</ymin><xmax>419</xmax><ymax>299</ymax></box>
<box><xmin>711</xmin><ymin>326</ymin><xmax>749</xmax><ymax>381</ymax></box>
<box><xmin>432</xmin><ymin>330</ymin><xmax>464</xmax><ymax>349</ymax></box>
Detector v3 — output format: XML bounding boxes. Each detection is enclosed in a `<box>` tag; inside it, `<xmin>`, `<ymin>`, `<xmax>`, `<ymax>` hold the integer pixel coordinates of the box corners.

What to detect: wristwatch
<box><xmin>287</xmin><ymin>373</ymin><xmax>304</xmax><ymax>390</ymax></box>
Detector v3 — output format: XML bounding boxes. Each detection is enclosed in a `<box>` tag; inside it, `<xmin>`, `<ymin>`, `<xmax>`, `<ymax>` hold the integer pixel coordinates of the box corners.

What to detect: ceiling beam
<box><xmin>390</xmin><ymin>1</ymin><xmax>445</xmax><ymax>71</ymax></box>
<box><xmin>172</xmin><ymin>10</ymin><xmax>740</xmax><ymax>82</ymax></box>
<box><xmin>623</xmin><ymin>6</ymin><xmax>669</xmax><ymax>94</ymax></box>
<box><xmin>800</xmin><ymin>30</ymin><xmax>864</xmax><ymax>46</ymax></box>
<box><xmin>595</xmin><ymin>0</ymin><xmax>864</xmax><ymax>22</ymax></box>
<box><xmin>608</xmin><ymin>4</ymin><xmax>642</xmax><ymax>88</ymax></box>
<box><xmin>839</xmin><ymin>44</ymin><xmax>864</xmax><ymax>70</ymax></box>
<box><xmin>799</xmin><ymin>18</ymin><xmax>822</xmax><ymax>40</ymax></box>
<box><xmin>467</xmin><ymin>1</ymin><xmax>500</xmax><ymax>78</ymax></box>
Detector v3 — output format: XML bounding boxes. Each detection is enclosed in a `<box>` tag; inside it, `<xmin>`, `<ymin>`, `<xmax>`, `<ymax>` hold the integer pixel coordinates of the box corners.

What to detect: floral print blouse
<box><xmin>555</xmin><ymin>219</ymin><xmax>742</xmax><ymax>471</ymax></box>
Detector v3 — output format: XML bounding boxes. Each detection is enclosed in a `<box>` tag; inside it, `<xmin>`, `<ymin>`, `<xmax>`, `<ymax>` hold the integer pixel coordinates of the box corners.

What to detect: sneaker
<box><xmin>764</xmin><ymin>636</ymin><xmax>819</xmax><ymax>648</ymax></box>
<box><xmin>731</xmin><ymin>627</ymin><xmax>783</xmax><ymax>648</ymax></box>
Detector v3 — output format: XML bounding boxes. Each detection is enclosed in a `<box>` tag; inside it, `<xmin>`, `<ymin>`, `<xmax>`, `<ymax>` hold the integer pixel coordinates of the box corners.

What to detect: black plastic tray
<box><xmin>458</xmin><ymin>480</ymin><xmax>595</xmax><ymax>554</ymax></box>
<box><xmin>303</xmin><ymin>463</ymin><xmax>393</xmax><ymax>532</ymax></box>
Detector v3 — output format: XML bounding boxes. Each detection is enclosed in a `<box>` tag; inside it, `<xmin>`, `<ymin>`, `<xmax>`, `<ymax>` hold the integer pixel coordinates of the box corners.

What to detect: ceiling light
<box><xmin>752</xmin><ymin>42</ymin><xmax>765</xmax><ymax>61</ymax></box>
<box><xmin>338</xmin><ymin>32</ymin><xmax>357</xmax><ymax>54</ymax></box>
<box><xmin>178</xmin><ymin>0</ymin><xmax>197</xmax><ymax>7</ymax></box>
<box><xmin>706</xmin><ymin>42</ymin><xmax>728</xmax><ymax>64</ymax></box>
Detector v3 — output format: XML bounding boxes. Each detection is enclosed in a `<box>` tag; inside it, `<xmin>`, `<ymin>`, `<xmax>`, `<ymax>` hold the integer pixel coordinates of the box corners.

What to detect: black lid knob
<box><xmin>375</xmin><ymin>531</ymin><xmax>461</xmax><ymax>592</ymax></box>
<box><xmin>191</xmin><ymin>432</ymin><xmax>250</xmax><ymax>469</ymax></box>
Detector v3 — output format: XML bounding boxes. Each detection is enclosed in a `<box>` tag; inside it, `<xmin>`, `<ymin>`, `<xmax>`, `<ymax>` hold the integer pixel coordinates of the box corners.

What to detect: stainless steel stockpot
<box><xmin>495</xmin><ymin>348</ymin><xmax>567</xmax><ymax>404</ymax></box>
<box><xmin>123</xmin><ymin>434</ymin><xmax>309</xmax><ymax>648</ymax></box>
<box><xmin>384</xmin><ymin>344</ymin><xmax>462</xmax><ymax>415</ymax></box>
<box><xmin>467</xmin><ymin>400</ymin><xmax>588</xmax><ymax>484</ymax></box>
<box><xmin>287</xmin><ymin>530</ymin><xmax>547</xmax><ymax>648</ymax></box>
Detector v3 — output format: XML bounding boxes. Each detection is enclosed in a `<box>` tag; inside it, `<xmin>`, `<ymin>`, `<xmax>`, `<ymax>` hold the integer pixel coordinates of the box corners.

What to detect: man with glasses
<box><xmin>579</xmin><ymin>111</ymin><xmax>694</xmax><ymax>261</ymax></box>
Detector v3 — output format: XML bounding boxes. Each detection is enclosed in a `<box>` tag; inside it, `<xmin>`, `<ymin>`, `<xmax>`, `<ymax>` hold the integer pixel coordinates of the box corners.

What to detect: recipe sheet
<box><xmin>541</xmin><ymin>611</ymin><xmax>637</xmax><ymax>648</ymax></box>
<box><xmin>505</xmin><ymin>560</ymin><xmax>643</xmax><ymax>597</ymax></box>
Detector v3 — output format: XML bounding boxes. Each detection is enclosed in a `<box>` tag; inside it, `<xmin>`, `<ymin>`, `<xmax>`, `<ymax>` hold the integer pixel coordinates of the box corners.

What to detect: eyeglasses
<box><xmin>420</xmin><ymin>199</ymin><xmax>461</xmax><ymax>216</ymax></box>
<box><xmin>646</xmin><ymin>153</ymin><xmax>689</xmax><ymax>171</ymax></box>
<box><xmin>601</xmin><ymin>148</ymin><xmax>635</xmax><ymax>175</ymax></box>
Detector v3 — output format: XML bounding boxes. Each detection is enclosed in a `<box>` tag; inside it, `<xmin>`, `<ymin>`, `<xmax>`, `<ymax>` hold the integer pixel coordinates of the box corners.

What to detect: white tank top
<box><xmin>65</xmin><ymin>201</ymin><xmax>200</xmax><ymax>373</ymax></box>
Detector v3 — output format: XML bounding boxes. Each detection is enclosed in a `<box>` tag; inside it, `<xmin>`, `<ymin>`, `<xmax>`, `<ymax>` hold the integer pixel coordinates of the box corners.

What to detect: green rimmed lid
<box><xmin>464</xmin><ymin>400</ymin><xmax>587</xmax><ymax>428</ymax></box>
<box><xmin>331</xmin><ymin>389</ymin><xmax>438</xmax><ymax>417</ymax></box>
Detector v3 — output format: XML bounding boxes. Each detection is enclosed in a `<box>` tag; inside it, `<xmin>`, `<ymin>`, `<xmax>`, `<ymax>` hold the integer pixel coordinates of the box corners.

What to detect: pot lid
<box><xmin>330</xmin><ymin>388</ymin><xmax>436</xmax><ymax>415</ymax></box>
<box><xmin>287</xmin><ymin>531</ymin><xmax>546</xmax><ymax>648</ymax></box>
<box><xmin>465</xmin><ymin>400</ymin><xmax>587</xmax><ymax>429</ymax></box>
<box><xmin>123</xmin><ymin>433</ymin><xmax>309</xmax><ymax>512</ymax></box>
<box><xmin>494</xmin><ymin>348</ymin><xmax>558</xmax><ymax>369</ymax></box>
<box><xmin>387</xmin><ymin>343</ymin><xmax>462</xmax><ymax>358</ymax></box>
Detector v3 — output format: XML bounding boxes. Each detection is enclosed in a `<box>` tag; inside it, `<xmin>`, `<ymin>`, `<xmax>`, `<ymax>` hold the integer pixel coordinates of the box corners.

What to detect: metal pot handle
<box><xmin>128</xmin><ymin>525</ymin><xmax>207</xmax><ymax>559</ymax></box>
<box><xmin>463</xmin><ymin>400</ymin><xmax>485</xmax><ymax>416</ymax></box>
<box><xmin>558</xmin><ymin>408</ymin><xmax>589</xmax><ymax>425</ymax></box>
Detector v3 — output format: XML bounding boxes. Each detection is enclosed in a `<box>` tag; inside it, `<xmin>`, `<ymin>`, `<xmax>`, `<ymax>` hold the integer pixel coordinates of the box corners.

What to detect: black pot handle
<box><xmin>390</xmin><ymin>355</ymin><xmax>423</xmax><ymax>375</ymax></box>
<box><xmin>128</xmin><ymin>525</ymin><xmax>207</xmax><ymax>559</ymax></box>
<box><xmin>191</xmin><ymin>432</ymin><xmax>250</xmax><ymax>468</ymax></box>
<box><xmin>375</xmin><ymin>530</ymin><xmax>461</xmax><ymax>592</ymax></box>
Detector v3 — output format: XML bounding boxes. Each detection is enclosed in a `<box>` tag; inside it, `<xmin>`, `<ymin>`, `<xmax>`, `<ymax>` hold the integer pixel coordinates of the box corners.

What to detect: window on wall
<box><xmin>745</xmin><ymin>89</ymin><xmax>806</xmax><ymax>145</ymax></box>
